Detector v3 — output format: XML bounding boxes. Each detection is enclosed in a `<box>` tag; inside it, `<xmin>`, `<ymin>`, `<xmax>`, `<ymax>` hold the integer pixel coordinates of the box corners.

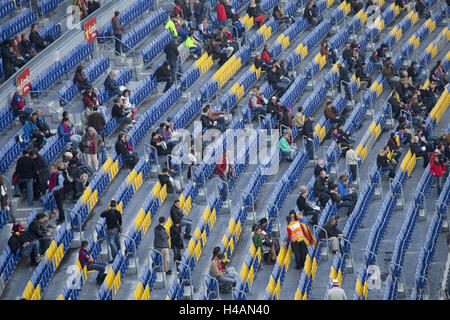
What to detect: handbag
<box><xmin>12</xmin><ymin>172</ymin><xmax>20</xmax><ymax>185</ymax></box>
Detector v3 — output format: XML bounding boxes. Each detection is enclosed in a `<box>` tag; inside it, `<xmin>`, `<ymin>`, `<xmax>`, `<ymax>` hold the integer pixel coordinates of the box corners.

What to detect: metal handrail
<box><xmin>389</xmin><ymin>178</ymin><xmax>404</xmax><ymax>209</ymax></box>
<box><xmin>389</xmin><ymin>260</ymin><xmax>406</xmax><ymax>296</ymax></box>
<box><xmin>100</xmin><ymin>35</ymin><xmax>137</xmax><ymax>57</ymax></box>
<box><xmin>148</xmin><ymin>248</ymin><xmax>166</xmax><ymax>288</ymax></box>
<box><xmin>314</xmin><ymin>225</ymin><xmax>329</xmax><ymax>261</ymax></box>
<box><xmin>360</xmin><ymin>88</ymin><xmax>373</xmax><ymax>120</ymax></box>
<box><xmin>66</xmin><ymin>209</ymin><xmax>84</xmax><ymax>242</ymax></box>
<box><xmin>144</xmin><ymin>143</ymin><xmax>159</xmax><ymax>174</ymax></box>
<box><xmin>176</xmin><ymin>260</ymin><xmax>193</xmax><ymax>300</ymax></box>
<box><xmin>191</xmin><ymin>165</ymin><xmax>207</xmax><ymax>202</ymax></box>
<box><xmin>363</xmin><ymin>248</ymin><xmax>377</xmax><ymax>266</ymax></box>
<box><xmin>29</xmin><ymin>89</ymin><xmax>76</xmax><ymax>109</ymax></box>
<box><xmin>203</xmin><ymin>274</ymin><xmax>221</xmax><ymax>300</ymax></box>
<box><xmin>339</xmin><ymin>237</ymin><xmax>354</xmax><ymax>273</ymax></box>
<box><xmin>379</xmin><ymin>99</ymin><xmax>393</xmax><ymax>128</ymax></box>
<box><xmin>94</xmin><ymin>221</ymin><xmax>111</xmax><ymax>260</ymax></box>
<box><xmin>120</xmin><ymin>233</ymin><xmax>139</xmax><ymax>277</ymax></box>
<box><xmin>213</xmin><ymin>177</ymin><xmax>231</xmax><ymax>211</ymax></box>
<box><xmin>232</xmin><ymin>286</ymin><xmax>248</xmax><ymax>300</ymax></box>
<box><xmin>415</xmin><ymin>272</ymin><xmax>431</xmax><ymax>300</ymax></box>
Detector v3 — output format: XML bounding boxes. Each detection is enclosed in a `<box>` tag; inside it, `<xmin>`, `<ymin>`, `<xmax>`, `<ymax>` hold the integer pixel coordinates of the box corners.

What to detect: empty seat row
<box><xmin>0</xmin><ymin>0</ymin><xmax>14</xmax><ymax>20</ymax></box>
<box><xmin>122</xmin><ymin>8</ymin><xmax>168</xmax><ymax>52</ymax></box>
<box><xmin>141</xmin><ymin>30</ymin><xmax>173</xmax><ymax>63</ymax></box>
<box><xmin>0</xmin><ymin>8</ymin><xmax>36</xmax><ymax>42</ymax></box>
<box><xmin>36</xmin><ymin>0</ymin><xmax>65</xmax><ymax>16</ymax></box>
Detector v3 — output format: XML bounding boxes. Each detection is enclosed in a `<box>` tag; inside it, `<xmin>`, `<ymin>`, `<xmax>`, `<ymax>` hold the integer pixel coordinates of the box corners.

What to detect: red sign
<box><xmin>84</xmin><ymin>16</ymin><xmax>98</xmax><ymax>43</ymax></box>
<box><xmin>16</xmin><ymin>67</ymin><xmax>30</xmax><ymax>96</ymax></box>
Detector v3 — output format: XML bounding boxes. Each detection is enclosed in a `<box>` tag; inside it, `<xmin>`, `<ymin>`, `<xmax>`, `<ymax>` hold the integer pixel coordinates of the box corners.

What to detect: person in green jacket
<box><xmin>165</xmin><ymin>14</ymin><xmax>189</xmax><ymax>42</ymax></box>
<box><xmin>185</xmin><ymin>30</ymin><xmax>201</xmax><ymax>58</ymax></box>
<box><xmin>165</xmin><ymin>15</ymin><xmax>179</xmax><ymax>38</ymax></box>
<box><xmin>279</xmin><ymin>130</ymin><xmax>296</xmax><ymax>161</ymax></box>
<box><xmin>252</xmin><ymin>224</ymin><xmax>276</xmax><ymax>265</ymax></box>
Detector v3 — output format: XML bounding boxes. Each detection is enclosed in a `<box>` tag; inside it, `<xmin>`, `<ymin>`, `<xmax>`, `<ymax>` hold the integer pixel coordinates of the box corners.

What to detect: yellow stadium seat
<box><xmin>152</xmin><ymin>181</ymin><xmax>161</xmax><ymax>198</ymax></box>
<box><xmin>295</xmin><ymin>288</ymin><xmax>303</xmax><ymax>300</ymax></box>
<box><xmin>241</xmin><ymin>263</ymin><xmax>249</xmax><ymax>282</ymax></box>
<box><xmin>142</xmin><ymin>284</ymin><xmax>150</xmax><ymax>300</ymax></box>
<box><xmin>105</xmin><ymin>269</ymin><xmax>115</xmax><ymax>288</ymax></box>
<box><xmin>304</xmin><ymin>255</ymin><xmax>312</xmax><ymax>275</ymax></box>
<box><xmin>23</xmin><ymin>281</ymin><xmax>35</xmax><ymax>300</ymax></box>
<box><xmin>135</xmin><ymin>282</ymin><xmax>144</xmax><ymax>300</ymax></box>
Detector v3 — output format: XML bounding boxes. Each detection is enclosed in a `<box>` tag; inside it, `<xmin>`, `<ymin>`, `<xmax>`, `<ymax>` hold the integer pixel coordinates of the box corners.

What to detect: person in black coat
<box><xmin>115</xmin><ymin>132</ymin><xmax>137</xmax><ymax>167</ymax></box>
<box><xmin>13</xmin><ymin>149</ymin><xmax>36</xmax><ymax>206</ymax></box>
<box><xmin>158</xmin><ymin>168</ymin><xmax>175</xmax><ymax>193</ymax></box>
<box><xmin>170</xmin><ymin>199</ymin><xmax>192</xmax><ymax>239</ymax></box>
<box><xmin>163</xmin><ymin>39</ymin><xmax>181</xmax><ymax>79</ymax></box>
<box><xmin>87</xmin><ymin>0</ymin><xmax>100</xmax><ymax>15</ymax></box>
<box><xmin>100</xmin><ymin>200</ymin><xmax>122</xmax><ymax>262</ymax></box>
<box><xmin>30</xmin><ymin>149</ymin><xmax>50</xmax><ymax>199</ymax></box>
<box><xmin>8</xmin><ymin>222</ymin><xmax>40</xmax><ymax>266</ymax></box>
<box><xmin>1</xmin><ymin>40</ymin><xmax>18</xmax><ymax>80</ymax></box>
<box><xmin>111</xmin><ymin>97</ymin><xmax>132</xmax><ymax>127</ymax></box>
<box><xmin>304</xmin><ymin>0</ymin><xmax>321</xmax><ymax>26</ymax></box>
<box><xmin>338</xmin><ymin>62</ymin><xmax>351</xmax><ymax>100</ymax></box>
<box><xmin>29</xmin><ymin>24</ymin><xmax>52</xmax><ymax>50</ymax></box>
<box><xmin>18</xmin><ymin>33</ymin><xmax>36</xmax><ymax>59</ymax></box>
<box><xmin>104</xmin><ymin>71</ymin><xmax>122</xmax><ymax>96</ymax></box>
<box><xmin>170</xmin><ymin>220</ymin><xmax>184</xmax><ymax>263</ymax></box>
<box><xmin>28</xmin><ymin>213</ymin><xmax>52</xmax><ymax>255</ymax></box>
<box><xmin>314</xmin><ymin>170</ymin><xmax>330</xmax><ymax>206</ymax></box>
<box><xmin>73</xmin><ymin>65</ymin><xmax>92</xmax><ymax>91</ymax></box>
<box><xmin>206</xmin><ymin>39</ymin><xmax>228</xmax><ymax>66</ymax></box>
<box><xmin>296</xmin><ymin>186</ymin><xmax>319</xmax><ymax>225</ymax></box>
<box><xmin>303</xmin><ymin>115</ymin><xmax>315</xmax><ymax>158</ymax></box>
<box><xmin>154</xmin><ymin>61</ymin><xmax>174</xmax><ymax>92</ymax></box>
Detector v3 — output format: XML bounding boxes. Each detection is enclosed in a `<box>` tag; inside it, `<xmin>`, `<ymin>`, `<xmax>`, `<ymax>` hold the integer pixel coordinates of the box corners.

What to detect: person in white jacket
<box><xmin>346</xmin><ymin>144</ymin><xmax>360</xmax><ymax>180</ymax></box>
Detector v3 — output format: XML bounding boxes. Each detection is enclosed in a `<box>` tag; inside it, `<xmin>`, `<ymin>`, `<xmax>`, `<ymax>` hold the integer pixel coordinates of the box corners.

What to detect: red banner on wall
<box><xmin>84</xmin><ymin>16</ymin><xmax>98</xmax><ymax>43</ymax></box>
<box><xmin>16</xmin><ymin>67</ymin><xmax>30</xmax><ymax>96</ymax></box>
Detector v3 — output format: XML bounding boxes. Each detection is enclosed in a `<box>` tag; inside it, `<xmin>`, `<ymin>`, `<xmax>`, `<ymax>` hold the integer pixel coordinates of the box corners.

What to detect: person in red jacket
<box><xmin>78</xmin><ymin>240</ymin><xmax>107</xmax><ymax>284</ymax></box>
<box><xmin>430</xmin><ymin>149</ymin><xmax>446</xmax><ymax>195</ymax></box>
<box><xmin>217</xmin><ymin>0</ymin><xmax>227</xmax><ymax>27</ymax></box>
<box><xmin>261</xmin><ymin>43</ymin><xmax>273</xmax><ymax>65</ymax></box>
<box><xmin>216</xmin><ymin>149</ymin><xmax>235</xmax><ymax>200</ymax></box>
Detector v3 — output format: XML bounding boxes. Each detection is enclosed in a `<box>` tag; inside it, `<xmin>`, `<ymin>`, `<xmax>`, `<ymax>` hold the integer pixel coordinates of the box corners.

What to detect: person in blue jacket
<box><xmin>58</xmin><ymin>117</ymin><xmax>82</xmax><ymax>150</ymax></box>
<box><xmin>336</xmin><ymin>173</ymin><xmax>357</xmax><ymax>213</ymax></box>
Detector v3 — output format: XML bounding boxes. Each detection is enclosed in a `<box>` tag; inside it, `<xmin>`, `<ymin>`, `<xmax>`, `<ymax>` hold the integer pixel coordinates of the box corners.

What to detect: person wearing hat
<box><xmin>327</xmin><ymin>279</ymin><xmax>347</xmax><ymax>300</ymax></box>
<box><xmin>100</xmin><ymin>200</ymin><xmax>122</xmax><ymax>263</ymax></box>
<box><xmin>8</xmin><ymin>222</ymin><xmax>42</xmax><ymax>266</ymax></box>
<box><xmin>154</xmin><ymin>61</ymin><xmax>174</xmax><ymax>93</ymax></box>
